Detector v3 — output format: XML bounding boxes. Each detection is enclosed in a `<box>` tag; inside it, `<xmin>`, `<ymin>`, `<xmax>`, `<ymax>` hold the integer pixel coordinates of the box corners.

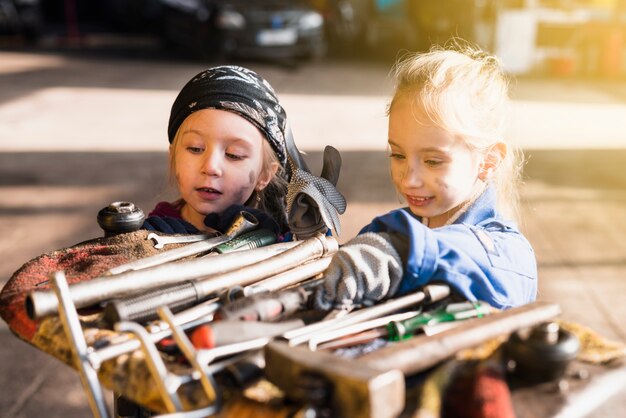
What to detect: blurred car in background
<box><xmin>309</xmin><ymin>0</ymin><xmax>372</xmax><ymax>55</ymax></box>
<box><xmin>0</xmin><ymin>0</ymin><xmax>43</xmax><ymax>41</ymax></box>
<box><xmin>160</xmin><ymin>0</ymin><xmax>326</xmax><ymax>60</ymax></box>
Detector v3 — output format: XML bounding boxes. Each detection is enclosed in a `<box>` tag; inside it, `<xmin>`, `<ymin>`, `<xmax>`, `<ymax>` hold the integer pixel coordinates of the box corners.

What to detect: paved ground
<box><xmin>0</xmin><ymin>45</ymin><xmax>625</xmax><ymax>417</ymax></box>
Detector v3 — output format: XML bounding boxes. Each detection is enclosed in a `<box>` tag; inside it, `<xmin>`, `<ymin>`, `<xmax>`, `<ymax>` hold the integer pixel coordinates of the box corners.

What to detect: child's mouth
<box><xmin>406</xmin><ymin>195</ymin><xmax>434</xmax><ymax>207</ymax></box>
<box><xmin>197</xmin><ymin>187</ymin><xmax>222</xmax><ymax>200</ymax></box>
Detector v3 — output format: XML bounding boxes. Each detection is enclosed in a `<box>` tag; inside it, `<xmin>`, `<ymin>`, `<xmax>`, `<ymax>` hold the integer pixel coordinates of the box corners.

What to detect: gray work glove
<box><xmin>286</xmin><ymin>144</ymin><xmax>347</xmax><ymax>240</ymax></box>
<box><xmin>314</xmin><ymin>232</ymin><xmax>403</xmax><ymax>312</ymax></box>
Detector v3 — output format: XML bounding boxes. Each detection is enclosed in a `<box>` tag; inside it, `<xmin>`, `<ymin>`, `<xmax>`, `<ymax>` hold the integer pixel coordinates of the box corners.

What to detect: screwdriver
<box><xmin>387</xmin><ymin>300</ymin><xmax>493</xmax><ymax>341</ymax></box>
<box><xmin>190</xmin><ymin>319</ymin><xmax>304</xmax><ymax>349</ymax></box>
<box><xmin>208</xmin><ymin>228</ymin><xmax>277</xmax><ymax>255</ymax></box>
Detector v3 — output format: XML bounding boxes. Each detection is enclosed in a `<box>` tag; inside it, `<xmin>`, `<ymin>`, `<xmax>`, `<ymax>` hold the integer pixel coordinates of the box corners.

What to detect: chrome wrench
<box><xmin>108</xmin><ymin>211</ymin><xmax>258</xmax><ymax>274</ymax></box>
<box><xmin>147</xmin><ymin>232</ymin><xmax>219</xmax><ymax>249</ymax></box>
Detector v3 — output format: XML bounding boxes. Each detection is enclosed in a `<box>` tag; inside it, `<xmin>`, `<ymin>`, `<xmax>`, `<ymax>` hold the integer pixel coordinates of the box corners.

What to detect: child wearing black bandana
<box><xmin>142</xmin><ymin>66</ymin><xmax>290</xmax><ymax>237</ymax></box>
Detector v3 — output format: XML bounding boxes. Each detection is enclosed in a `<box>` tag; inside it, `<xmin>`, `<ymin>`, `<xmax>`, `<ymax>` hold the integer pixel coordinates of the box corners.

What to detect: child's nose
<box><xmin>402</xmin><ymin>164</ymin><xmax>424</xmax><ymax>188</ymax></box>
<box><xmin>202</xmin><ymin>153</ymin><xmax>223</xmax><ymax>176</ymax></box>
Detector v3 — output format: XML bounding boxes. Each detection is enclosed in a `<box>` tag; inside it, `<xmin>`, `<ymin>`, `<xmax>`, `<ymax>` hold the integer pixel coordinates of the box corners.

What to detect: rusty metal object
<box><xmin>264</xmin><ymin>341</ymin><xmax>405</xmax><ymax>418</ymax></box>
<box><xmin>265</xmin><ymin>301</ymin><xmax>562</xmax><ymax>418</ymax></box>
<box><xmin>1</xmin><ymin>229</ymin><xmax>161</xmax><ymax>342</ymax></box>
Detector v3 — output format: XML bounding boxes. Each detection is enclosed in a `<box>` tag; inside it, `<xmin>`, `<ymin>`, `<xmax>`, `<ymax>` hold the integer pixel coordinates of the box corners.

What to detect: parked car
<box><xmin>0</xmin><ymin>0</ymin><xmax>42</xmax><ymax>41</ymax></box>
<box><xmin>160</xmin><ymin>0</ymin><xmax>326</xmax><ymax>60</ymax></box>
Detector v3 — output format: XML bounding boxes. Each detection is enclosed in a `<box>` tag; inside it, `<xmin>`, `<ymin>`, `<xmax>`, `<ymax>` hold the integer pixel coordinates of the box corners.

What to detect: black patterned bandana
<box><xmin>168</xmin><ymin>65</ymin><xmax>287</xmax><ymax>166</ymax></box>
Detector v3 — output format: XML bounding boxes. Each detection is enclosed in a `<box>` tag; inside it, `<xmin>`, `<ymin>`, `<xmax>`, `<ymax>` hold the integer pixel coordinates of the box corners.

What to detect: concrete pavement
<box><xmin>1</xmin><ymin>48</ymin><xmax>625</xmax><ymax>417</ymax></box>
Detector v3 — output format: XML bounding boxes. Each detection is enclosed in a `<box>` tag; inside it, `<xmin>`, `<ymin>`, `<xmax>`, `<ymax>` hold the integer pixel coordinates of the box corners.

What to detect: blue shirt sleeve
<box><xmin>360</xmin><ymin>209</ymin><xmax>537</xmax><ymax>309</ymax></box>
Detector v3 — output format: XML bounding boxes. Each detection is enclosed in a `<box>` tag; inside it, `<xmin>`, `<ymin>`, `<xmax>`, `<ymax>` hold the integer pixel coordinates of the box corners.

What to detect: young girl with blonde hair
<box><xmin>316</xmin><ymin>45</ymin><xmax>537</xmax><ymax>310</ymax></box>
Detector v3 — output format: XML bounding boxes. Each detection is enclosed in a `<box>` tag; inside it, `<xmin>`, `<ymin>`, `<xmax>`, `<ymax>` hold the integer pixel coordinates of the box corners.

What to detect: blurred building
<box><xmin>311</xmin><ymin>0</ymin><xmax>626</xmax><ymax>77</ymax></box>
<box><xmin>405</xmin><ymin>0</ymin><xmax>626</xmax><ymax>78</ymax></box>
<box><xmin>522</xmin><ymin>0</ymin><xmax>625</xmax><ymax>78</ymax></box>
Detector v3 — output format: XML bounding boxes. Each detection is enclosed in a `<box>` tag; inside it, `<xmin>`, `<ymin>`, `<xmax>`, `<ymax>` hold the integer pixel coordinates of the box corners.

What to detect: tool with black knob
<box><xmin>97</xmin><ymin>201</ymin><xmax>145</xmax><ymax>237</ymax></box>
<box><xmin>504</xmin><ymin>321</ymin><xmax>580</xmax><ymax>384</ymax></box>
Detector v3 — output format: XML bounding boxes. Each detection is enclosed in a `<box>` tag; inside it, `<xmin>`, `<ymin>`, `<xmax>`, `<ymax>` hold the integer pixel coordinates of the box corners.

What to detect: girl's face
<box><xmin>171</xmin><ymin>109</ymin><xmax>276</xmax><ymax>231</ymax></box>
<box><xmin>388</xmin><ymin>98</ymin><xmax>485</xmax><ymax>227</ymax></box>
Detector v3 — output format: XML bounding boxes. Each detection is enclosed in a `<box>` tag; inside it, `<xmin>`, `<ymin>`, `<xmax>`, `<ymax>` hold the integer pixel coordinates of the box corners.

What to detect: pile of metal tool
<box><xmin>15</xmin><ymin>207</ymin><xmax>566</xmax><ymax>418</ymax></box>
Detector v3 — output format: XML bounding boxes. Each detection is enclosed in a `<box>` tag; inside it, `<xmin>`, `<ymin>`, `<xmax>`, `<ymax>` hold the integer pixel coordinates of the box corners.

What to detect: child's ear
<box><xmin>256</xmin><ymin>162</ymin><xmax>280</xmax><ymax>191</ymax></box>
<box><xmin>479</xmin><ymin>142</ymin><xmax>507</xmax><ymax>181</ymax></box>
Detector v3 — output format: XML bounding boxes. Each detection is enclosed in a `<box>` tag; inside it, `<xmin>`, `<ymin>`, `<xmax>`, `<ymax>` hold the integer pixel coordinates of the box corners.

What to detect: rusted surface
<box><xmin>0</xmin><ymin>230</ymin><xmax>217</xmax><ymax>413</ymax></box>
<box><xmin>26</xmin><ymin>314</ymin><xmax>211</xmax><ymax>413</ymax></box>
<box><xmin>0</xmin><ymin>230</ymin><xmax>159</xmax><ymax>341</ymax></box>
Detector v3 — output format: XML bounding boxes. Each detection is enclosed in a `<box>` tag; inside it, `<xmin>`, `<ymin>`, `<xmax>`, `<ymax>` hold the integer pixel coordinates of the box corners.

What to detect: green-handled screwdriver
<box><xmin>210</xmin><ymin>228</ymin><xmax>277</xmax><ymax>254</ymax></box>
<box><xmin>387</xmin><ymin>300</ymin><xmax>493</xmax><ymax>341</ymax></box>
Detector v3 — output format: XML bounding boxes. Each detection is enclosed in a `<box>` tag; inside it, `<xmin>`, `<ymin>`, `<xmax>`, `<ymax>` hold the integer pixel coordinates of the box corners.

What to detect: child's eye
<box><xmin>425</xmin><ymin>159</ymin><xmax>443</xmax><ymax>167</ymax></box>
<box><xmin>389</xmin><ymin>152</ymin><xmax>405</xmax><ymax>160</ymax></box>
<box><xmin>186</xmin><ymin>146</ymin><xmax>204</xmax><ymax>154</ymax></box>
<box><xmin>226</xmin><ymin>152</ymin><xmax>245</xmax><ymax>161</ymax></box>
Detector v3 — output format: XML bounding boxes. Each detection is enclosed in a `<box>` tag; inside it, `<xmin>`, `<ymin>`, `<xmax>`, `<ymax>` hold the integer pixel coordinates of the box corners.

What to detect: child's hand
<box><xmin>204</xmin><ymin>205</ymin><xmax>279</xmax><ymax>235</ymax></box>
<box><xmin>286</xmin><ymin>145</ymin><xmax>346</xmax><ymax>239</ymax></box>
<box><xmin>142</xmin><ymin>216</ymin><xmax>199</xmax><ymax>234</ymax></box>
<box><xmin>313</xmin><ymin>232</ymin><xmax>403</xmax><ymax>312</ymax></box>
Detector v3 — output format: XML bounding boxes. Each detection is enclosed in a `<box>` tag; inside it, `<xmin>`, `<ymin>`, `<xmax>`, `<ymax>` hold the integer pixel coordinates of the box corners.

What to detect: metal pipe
<box><xmin>146</xmin><ymin>298</ymin><xmax>221</xmax><ymax>334</ymax></box>
<box><xmin>194</xmin><ymin>234</ymin><xmax>337</xmax><ymax>297</ymax></box>
<box><xmin>92</xmin><ymin>255</ymin><xmax>329</xmax><ymax>365</ymax></box>
<box><xmin>26</xmin><ymin>240</ymin><xmax>299</xmax><ymax>319</ymax></box>
<box><xmin>92</xmin><ymin>258</ymin><xmax>328</xmax><ymax>364</ymax></box>
<box><xmin>51</xmin><ymin>271</ymin><xmax>110</xmax><ymax>418</ymax></box>
<box><xmin>102</xmin><ymin>281</ymin><xmax>205</xmax><ymax>326</ymax></box>
<box><xmin>102</xmin><ymin>234</ymin><xmax>338</xmax><ymax>325</ymax></box>
<box><xmin>242</xmin><ymin>256</ymin><xmax>332</xmax><ymax>296</ymax></box>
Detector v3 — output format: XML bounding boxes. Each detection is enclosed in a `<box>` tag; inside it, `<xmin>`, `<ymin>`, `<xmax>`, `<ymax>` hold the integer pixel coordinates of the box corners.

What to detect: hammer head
<box><xmin>264</xmin><ymin>341</ymin><xmax>405</xmax><ymax>418</ymax></box>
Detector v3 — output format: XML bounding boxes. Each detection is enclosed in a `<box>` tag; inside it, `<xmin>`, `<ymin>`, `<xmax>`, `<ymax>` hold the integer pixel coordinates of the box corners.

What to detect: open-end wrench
<box><xmin>108</xmin><ymin>211</ymin><xmax>258</xmax><ymax>275</ymax></box>
<box><xmin>147</xmin><ymin>232</ymin><xmax>219</xmax><ymax>249</ymax></box>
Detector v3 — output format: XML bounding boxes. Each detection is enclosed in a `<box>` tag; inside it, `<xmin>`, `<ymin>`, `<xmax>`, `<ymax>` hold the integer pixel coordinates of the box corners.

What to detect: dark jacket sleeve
<box><xmin>142</xmin><ymin>216</ymin><xmax>200</xmax><ymax>234</ymax></box>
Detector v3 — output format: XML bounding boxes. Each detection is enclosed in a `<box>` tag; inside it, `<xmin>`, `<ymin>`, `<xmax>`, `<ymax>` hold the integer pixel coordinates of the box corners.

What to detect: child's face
<box><xmin>171</xmin><ymin>109</ymin><xmax>275</xmax><ymax>230</ymax></box>
<box><xmin>388</xmin><ymin>99</ymin><xmax>484</xmax><ymax>227</ymax></box>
